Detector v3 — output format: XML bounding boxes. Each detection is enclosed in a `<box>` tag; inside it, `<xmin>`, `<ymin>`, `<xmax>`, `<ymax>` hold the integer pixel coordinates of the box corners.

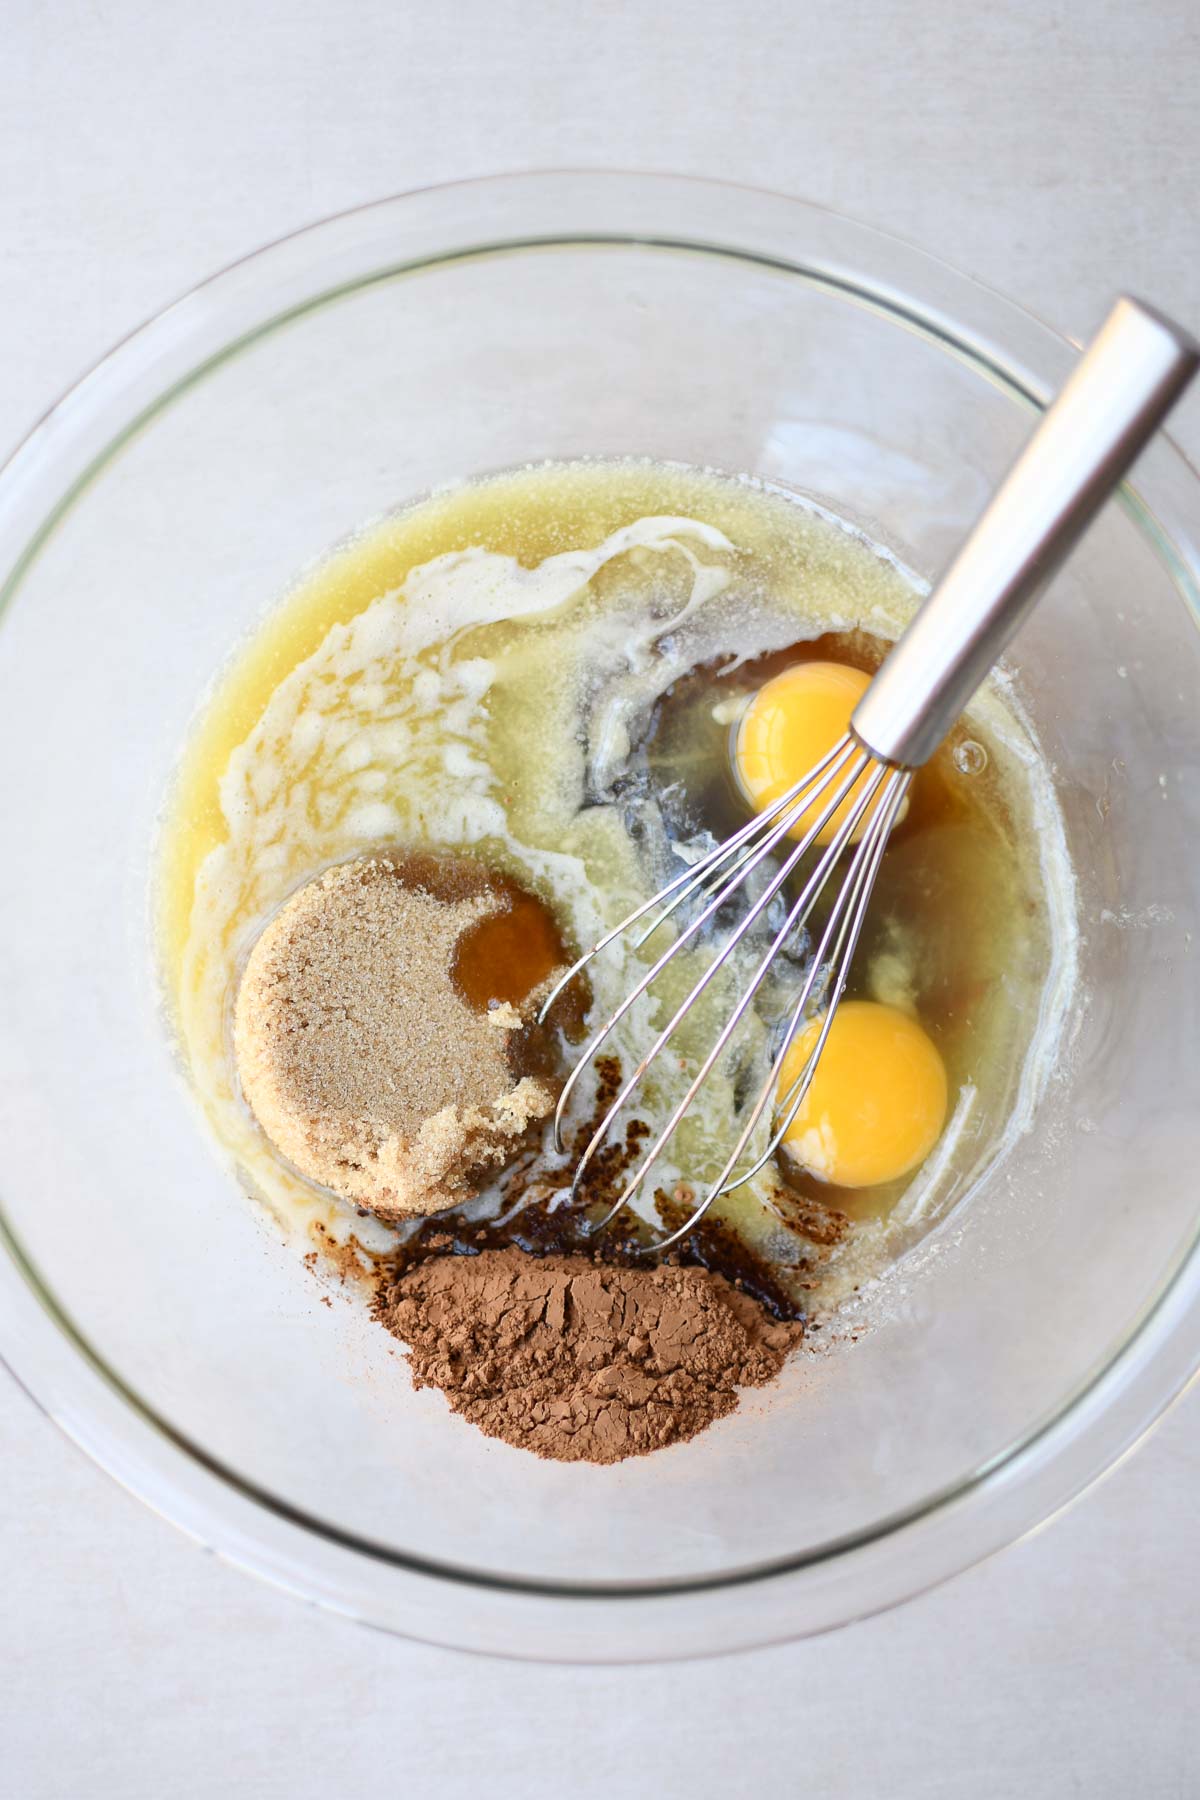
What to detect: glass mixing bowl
<box><xmin>1</xmin><ymin>172</ymin><xmax>1198</xmax><ymax>1663</ymax></box>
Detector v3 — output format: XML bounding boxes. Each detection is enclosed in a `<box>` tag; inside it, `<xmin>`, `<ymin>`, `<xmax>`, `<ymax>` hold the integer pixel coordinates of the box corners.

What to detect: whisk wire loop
<box><xmin>627</xmin><ymin>731</ymin><xmax>857</xmax><ymax>951</ymax></box>
<box><xmin>536</xmin><ymin>731</ymin><xmax>858</xmax><ymax>1046</ymax></box>
<box><xmin>549</xmin><ymin>735</ymin><xmax>865</xmax><ymax>1158</ymax></box>
<box><xmin>645</xmin><ymin>770</ymin><xmax>911</xmax><ymax>1251</ymax></box>
<box><xmin>717</xmin><ymin>768</ymin><xmax>913</xmax><ymax>1200</ymax></box>
<box><xmin>582</xmin><ymin>753</ymin><xmax>895</xmax><ymax>1235</ymax></box>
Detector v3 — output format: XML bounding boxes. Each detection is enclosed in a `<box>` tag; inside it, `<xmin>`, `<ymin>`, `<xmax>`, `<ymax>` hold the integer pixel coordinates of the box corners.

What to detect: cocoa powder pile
<box><xmin>375</xmin><ymin>1248</ymin><xmax>803</xmax><ymax>1464</ymax></box>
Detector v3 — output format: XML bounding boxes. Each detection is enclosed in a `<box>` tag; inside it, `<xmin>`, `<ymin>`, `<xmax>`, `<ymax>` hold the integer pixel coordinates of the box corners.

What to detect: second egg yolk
<box><xmin>778</xmin><ymin>999</ymin><xmax>948</xmax><ymax>1188</ymax></box>
<box><xmin>733</xmin><ymin>660</ymin><xmax>877</xmax><ymax>845</ymax></box>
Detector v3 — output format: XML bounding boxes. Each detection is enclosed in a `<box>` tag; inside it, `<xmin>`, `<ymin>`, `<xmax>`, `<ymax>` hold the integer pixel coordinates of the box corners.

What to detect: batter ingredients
<box><xmin>375</xmin><ymin>1247</ymin><xmax>803</xmax><ymax>1463</ymax></box>
<box><xmin>162</xmin><ymin>459</ymin><xmax>1077</xmax><ymax>1326</ymax></box>
<box><xmin>233</xmin><ymin>855</ymin><xmax>563</xmax><ymax>1218</ymax></box>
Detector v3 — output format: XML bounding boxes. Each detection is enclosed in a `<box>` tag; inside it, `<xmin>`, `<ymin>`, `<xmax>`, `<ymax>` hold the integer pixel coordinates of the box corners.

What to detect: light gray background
<box><xmin>3</xmin><ymin>2</ymin><xmax>1198</xmax><ymax>1795</ymax></box>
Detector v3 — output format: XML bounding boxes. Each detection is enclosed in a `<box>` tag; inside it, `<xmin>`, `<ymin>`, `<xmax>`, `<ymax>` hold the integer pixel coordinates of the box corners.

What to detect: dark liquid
<box><xmin>453</xmin><ymin>890</ymin><xmax>566</xmax><ymax>1012</ymax></box>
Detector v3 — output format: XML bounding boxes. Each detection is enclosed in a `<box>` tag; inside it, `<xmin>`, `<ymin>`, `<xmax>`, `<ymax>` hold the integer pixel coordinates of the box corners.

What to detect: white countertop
<box><xmin>4</xmin><ymin>3</ymin><xmax>1198</xmax><ymax>1794</ymax></box>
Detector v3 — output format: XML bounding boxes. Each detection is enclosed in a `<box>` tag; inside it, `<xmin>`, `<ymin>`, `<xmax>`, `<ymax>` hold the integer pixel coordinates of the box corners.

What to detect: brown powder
<box><xmin>374</xmin><ymin>1248</ymin><xmax>803</xmax><ymax>1463</ymax></box>
<box><xmin>233</xmin><ymin>856</ymin><xmax>557</xmax><ymax>1219</ymax></box>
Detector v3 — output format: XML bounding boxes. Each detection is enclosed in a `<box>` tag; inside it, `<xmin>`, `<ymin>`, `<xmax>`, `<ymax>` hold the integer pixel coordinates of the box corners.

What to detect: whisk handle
<box><xmin>851</xmin><ymin>295</ymin><xmax>1200</xmax><ymax>768</ymax></box>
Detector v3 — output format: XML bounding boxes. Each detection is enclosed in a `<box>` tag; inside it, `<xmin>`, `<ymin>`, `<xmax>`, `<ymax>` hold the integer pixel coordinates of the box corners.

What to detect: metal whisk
<box><xmin>540</xmin><ymin>297</ymin><xmax>1198</xmax><ymax>1250</ymax></box>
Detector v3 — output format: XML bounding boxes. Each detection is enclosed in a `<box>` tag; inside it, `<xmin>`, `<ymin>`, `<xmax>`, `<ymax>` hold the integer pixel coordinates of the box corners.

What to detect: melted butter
<box><xmin>157</xmin><ymin>459</ymin><xmax>1077</xmax><ymax>1311</ymax></box>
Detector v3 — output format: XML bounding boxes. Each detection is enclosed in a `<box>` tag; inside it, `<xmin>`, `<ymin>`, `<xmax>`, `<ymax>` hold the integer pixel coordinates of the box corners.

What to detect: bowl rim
<box><xmin>2</xmin><ymin>168</ymin><xmax>1198</xmax><ymax>1660</ymax></box>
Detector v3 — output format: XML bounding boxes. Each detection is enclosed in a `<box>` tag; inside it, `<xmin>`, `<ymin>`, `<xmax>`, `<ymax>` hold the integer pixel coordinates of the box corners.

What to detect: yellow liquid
<box><xmin>161</xmin><ymin>464</ymin><xmax>924</xmax><ymax>980</ymax></box>
<box><xmin>159</xmin><ymin>459</ymin><xmax>1074</xmax><ymax>1310</ymax></box>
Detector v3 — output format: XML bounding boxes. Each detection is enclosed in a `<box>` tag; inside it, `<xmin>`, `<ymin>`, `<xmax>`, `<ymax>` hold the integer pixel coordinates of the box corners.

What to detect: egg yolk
<box><xmin>733</xmin><ymin>660</ymin><xmax>877</xmax><ymax>845</ymax></box>
<box><xmin>778</xmin><ymin>999</ymin><xmax>948</xmax><ymax>1188</ymax></box>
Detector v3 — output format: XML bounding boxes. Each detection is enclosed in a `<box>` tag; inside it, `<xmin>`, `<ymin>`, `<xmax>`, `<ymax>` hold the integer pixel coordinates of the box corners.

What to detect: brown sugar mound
<box><xmin>233</xmin><ymin>857</ymin><xmax>558</xmax><ymax>1219</ymax></box>
<box><xmin>375</xmin><ymin>1249</ymin><xmax>803</xmax><ymax>1463</ymax></box>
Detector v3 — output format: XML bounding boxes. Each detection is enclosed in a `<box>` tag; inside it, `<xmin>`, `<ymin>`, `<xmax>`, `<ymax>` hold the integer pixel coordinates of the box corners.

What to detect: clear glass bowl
<box><xmin>1</xmin><ymin>172</ymin><xmax>1198</xmax><ymax>1663</ymax></box>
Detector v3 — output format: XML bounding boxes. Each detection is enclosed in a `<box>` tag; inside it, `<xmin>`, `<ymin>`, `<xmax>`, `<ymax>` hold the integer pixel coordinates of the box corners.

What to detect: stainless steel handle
<box><xmin>851</xmin><ymin>296</ymin><xmax>1200</xmax><ymax>767</ymax></box>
